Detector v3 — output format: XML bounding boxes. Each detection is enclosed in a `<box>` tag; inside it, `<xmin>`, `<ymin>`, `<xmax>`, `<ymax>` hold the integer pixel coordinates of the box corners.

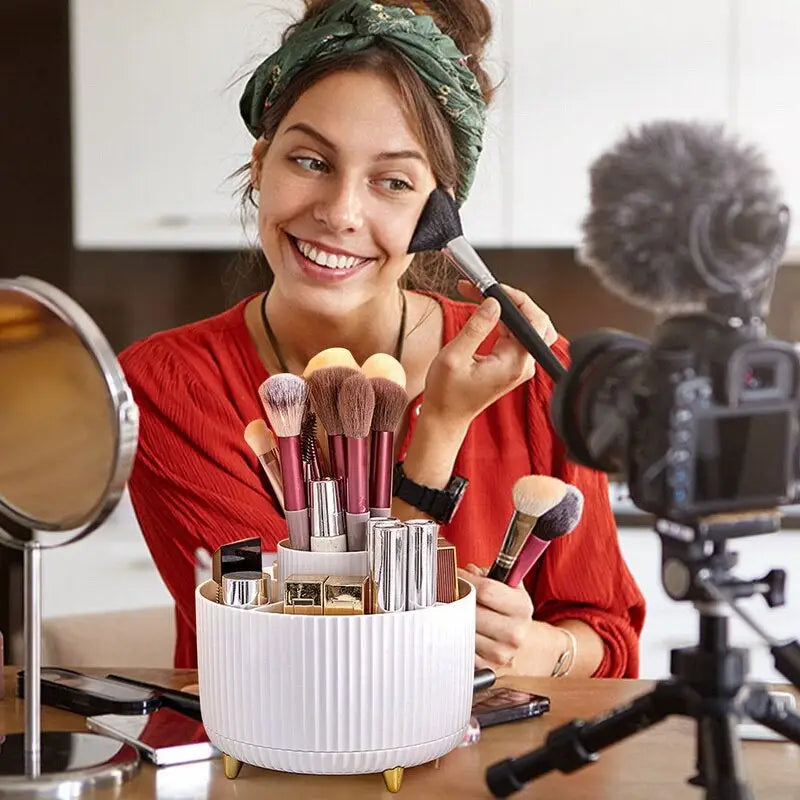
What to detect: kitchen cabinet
<box><xmin>77</xmin><ymin>1</ymin><xmax>798</xmax><ymax>251</ymax></box>
<box><xmin>734</xmin><ymin>0</ymin><xmax>800</xmax><ymax>251</ymax></box>
<box><xmin>508</xmin><ymin>0</ymin><xmax>731</xmax><ymax>246</ymax></box>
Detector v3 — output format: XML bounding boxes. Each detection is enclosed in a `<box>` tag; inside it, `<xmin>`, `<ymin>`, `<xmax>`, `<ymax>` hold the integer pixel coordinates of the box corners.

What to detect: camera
<box><xmin>550</xmin><ymin>120</ymin><xmax>797</xmax><ymax>526</ymax></box>
<box><xmin>553</xmin><ymin>313</ymin><xmax>800</xmax><ymax>523</ymax></box>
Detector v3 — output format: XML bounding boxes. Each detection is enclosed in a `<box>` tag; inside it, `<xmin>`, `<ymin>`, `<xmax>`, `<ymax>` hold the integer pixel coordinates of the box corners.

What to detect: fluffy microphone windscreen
<box><xmin>580</xmin><ymin>121</ymin><xmax>786</xmax><ymax>311</ymax></box>
<box><xmin>407</xmin><ymin>187</ymin><xmax>463</xmax><ymax>253</ymax></box>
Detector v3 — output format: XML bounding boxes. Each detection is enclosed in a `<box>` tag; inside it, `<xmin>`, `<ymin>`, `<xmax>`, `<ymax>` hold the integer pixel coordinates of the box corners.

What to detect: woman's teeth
<box><xmin>294</xmin><ymin>238</ymin><xmax>365</xmax><ymax>270</ymax></box>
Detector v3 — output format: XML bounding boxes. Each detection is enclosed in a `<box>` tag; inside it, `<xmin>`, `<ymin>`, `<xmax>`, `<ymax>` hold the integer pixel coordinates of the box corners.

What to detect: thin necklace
<box><xmin>260</xmin><ymin>291</ymin><xmax>408</xmax><ymax>374</ymax></box>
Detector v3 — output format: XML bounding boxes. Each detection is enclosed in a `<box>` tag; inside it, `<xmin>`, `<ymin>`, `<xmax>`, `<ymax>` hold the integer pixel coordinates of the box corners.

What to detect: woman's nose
<box><xmin>313</xmin><ymin>176</ymin><xmax>364</xmax><ymax>233</ymax></box>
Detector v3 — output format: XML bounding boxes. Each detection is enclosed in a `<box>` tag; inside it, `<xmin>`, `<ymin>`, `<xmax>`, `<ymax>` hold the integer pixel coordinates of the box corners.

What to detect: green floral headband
<box><xmin>239</xmin><ymin>0</ymin><xmax>487</xmax><ymax>204</ymax></box>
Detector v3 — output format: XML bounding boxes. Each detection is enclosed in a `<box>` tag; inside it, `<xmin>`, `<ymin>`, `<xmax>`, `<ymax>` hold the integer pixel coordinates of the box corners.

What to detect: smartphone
<box><xmin>17</xmin><ymin>667</ymin><xmax>161</xmax><ymax>716</ymax></box>
<box><xmin>471</xmin><ymin>687</ymin><xmax>550</xmax><ymax>728</ymax></box>
<box><xmin>87</xmin><ymin>706</ymin><xmax>218</xmax><ymax>765</ymax></box>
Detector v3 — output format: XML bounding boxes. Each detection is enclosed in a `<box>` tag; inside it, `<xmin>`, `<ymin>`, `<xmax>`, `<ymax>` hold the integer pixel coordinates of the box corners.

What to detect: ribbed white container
<box><xmin>195</xmin><ymin>578</ymin><xmax>475</xmax><ymax>775</ymax></box>
<box><xmin>275</xmin><ymin>538</ymin><xmax>368</xmax><ymax>598</ymax></box>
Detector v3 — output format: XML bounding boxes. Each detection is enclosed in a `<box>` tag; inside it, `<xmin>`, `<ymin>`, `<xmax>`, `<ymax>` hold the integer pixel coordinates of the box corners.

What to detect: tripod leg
<box><xmin>486</xmin><ymin>684</ymin><xmax>674</xmax><ymax>798</ymax></box>
<box><xmin>697</xmin><ymin>711</ymin><xmax>753</xmax><ymax>800</ymax></box>
<box><xmin>744</xmin><ymin>687</ymin><xmax>800</xmax><ymax>745</ymax></box>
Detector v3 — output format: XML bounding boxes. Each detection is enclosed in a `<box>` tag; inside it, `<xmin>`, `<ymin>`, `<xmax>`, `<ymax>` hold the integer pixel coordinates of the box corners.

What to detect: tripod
<box><xmin>486</xmin><ymin>514</ymin><xmax>800</xmax><ymax>800</ymax></box>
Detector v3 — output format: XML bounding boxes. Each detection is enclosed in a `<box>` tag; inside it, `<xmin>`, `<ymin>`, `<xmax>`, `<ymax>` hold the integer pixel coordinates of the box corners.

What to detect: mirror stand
<box><xmin>0</xmin><ymin>533</ymin><xmax>140</xmax><ymax>796</ymax></box>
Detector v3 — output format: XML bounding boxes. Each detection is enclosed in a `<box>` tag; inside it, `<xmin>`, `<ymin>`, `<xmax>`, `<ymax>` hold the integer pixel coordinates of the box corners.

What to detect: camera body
<box><xmin>554</xmin><ymin>313</ymin><xmax>800</xmax><ymax>523</ymax></box>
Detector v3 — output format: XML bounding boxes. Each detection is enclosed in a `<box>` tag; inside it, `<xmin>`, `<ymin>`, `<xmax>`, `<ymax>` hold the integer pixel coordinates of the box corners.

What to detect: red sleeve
<box><xmin>120</xmin><ymin>341</ymin><xmax>286</xmax><ymax>668</ymax></box>
<box><xmin>525</xmin><ymin>337</ymin><xmax>646</xmax><ymax>678</ymax></box>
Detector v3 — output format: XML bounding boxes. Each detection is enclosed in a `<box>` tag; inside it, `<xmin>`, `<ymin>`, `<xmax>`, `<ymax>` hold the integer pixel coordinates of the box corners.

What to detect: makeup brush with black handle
<box><xmin>408</xmin><ymin>188</ymin><xmax>566</xmax><ymax>382</ymax></box>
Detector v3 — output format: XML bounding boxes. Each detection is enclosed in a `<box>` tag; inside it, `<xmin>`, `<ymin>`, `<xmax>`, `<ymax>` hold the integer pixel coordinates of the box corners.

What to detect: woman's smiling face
<box><xmin>251</xmin><ymin>69</ymin><xmax>438</xmax><ymax>314</ymax></box>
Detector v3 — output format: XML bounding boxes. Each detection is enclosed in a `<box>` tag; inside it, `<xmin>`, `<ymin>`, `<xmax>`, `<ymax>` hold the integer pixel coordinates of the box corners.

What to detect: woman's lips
<box><xmin>287</xmin><ymin>234</ymin><xmax>375</xmax><ymax>282</ymax></box>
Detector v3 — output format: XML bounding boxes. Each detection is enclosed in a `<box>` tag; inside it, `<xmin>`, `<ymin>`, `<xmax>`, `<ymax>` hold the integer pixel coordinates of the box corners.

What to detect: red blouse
<box><xmin>120</xmin><ymin>294</ymin><xmax>645</xmax><ymax>675</ymax></box>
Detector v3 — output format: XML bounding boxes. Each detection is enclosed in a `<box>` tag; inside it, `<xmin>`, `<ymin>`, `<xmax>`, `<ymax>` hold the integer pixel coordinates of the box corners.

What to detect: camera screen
<box><xmin>694</xmin><ymin>412</ymin><xmax>790</xmax><ymax>502</ymax></box>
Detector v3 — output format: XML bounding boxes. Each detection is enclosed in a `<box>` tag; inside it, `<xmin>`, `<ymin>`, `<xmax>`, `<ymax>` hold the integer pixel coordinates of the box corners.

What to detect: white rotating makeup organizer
<box><xmin>196</xmin><ymin>543</ymin><xmax>476</xmax><ymax>792</ymax></box>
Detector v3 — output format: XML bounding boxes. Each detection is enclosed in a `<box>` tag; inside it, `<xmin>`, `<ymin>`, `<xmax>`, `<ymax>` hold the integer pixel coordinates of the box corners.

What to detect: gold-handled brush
<box><xmin>243</xmin><ymin>419</ymin><xmax>285</xmax><ymax>511</ymax></box>
<box><xmin>487</xmin><ymin>475</ymin><xmax>568</xmax><ymax>583</ymax></box>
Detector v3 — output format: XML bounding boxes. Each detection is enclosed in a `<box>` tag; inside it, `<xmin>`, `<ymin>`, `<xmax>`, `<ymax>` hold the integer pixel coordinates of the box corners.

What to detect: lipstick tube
<box><xmin>220</xmin><ymin>571</ymin><xmax>270</xmax><ymax>608</ymax></box>
<box><xmin>369</xmin><ymin>430</ymin><xmax>394</xmax><ymax>517</ymax></box>
<box><xmin>367</xmin><ymin>519</ymin><xmax>407</xmax><ymax>613</ymax></box>
<box><xmin>309</xmin><ymin>478</ymin><xmax>347</xmax><ymax>553</ymax></box>
<box><xmin>323</xmin><ymin>575</ymin><xmax>368</xmax><ymax>615</ymax></box>
<box><xmin>406</xmin><ymin>520</ymin><xmax>438</xmax><ymax>610</ymax></box>
<box><xmin>277</xmin><ymin>435</ymin><xmax>310</xmax><ymax>551</ymax></box>
<box><xmin>344</xmin><ymin>436</ymin><xmax>370</xmax><ymax>550</ymax></box>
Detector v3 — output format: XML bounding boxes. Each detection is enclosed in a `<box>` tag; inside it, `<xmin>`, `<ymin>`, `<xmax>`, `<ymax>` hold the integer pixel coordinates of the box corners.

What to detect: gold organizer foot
<box><xmin>382</xmin><ymin>766</ymin><xmax>404</xmax><ymax>792</ymax></box>
<box><xmin>223</xmin><ymin>753</ymin><xmax>243</xmax><ymax>779</ymax></box>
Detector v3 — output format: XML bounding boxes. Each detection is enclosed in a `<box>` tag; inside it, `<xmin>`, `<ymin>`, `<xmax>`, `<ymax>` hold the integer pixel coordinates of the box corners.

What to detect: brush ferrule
<box><xmin>277</xmin><ymin>435</ymin><xmax>305</xmax><ymax>511</ymax></box>
<box><xmin>444</xmin><ymin>236</ymin><xmax>497</xmax><ymax>293</ymax></box>
<box><xmin>329</xmin><ymin>434</ymin><xmax>347</xmax><ymax>482</ymax></box>
<box><xmin>487</xmin><ymin>510</ymin><xmax>538</xmax><ymax>582</ymax></box>
<box><xmin>345</xmin><ymin>437</ymin><xmax>369</xmax><ymax>514</ymax></box>
<box><xmin>369</xmin><ymin>430</ymin><xmax>394</xmax><ymax>510</ymax></box>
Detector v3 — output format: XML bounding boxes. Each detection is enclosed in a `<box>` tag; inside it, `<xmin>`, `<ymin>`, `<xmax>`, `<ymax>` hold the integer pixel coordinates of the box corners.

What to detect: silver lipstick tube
<box><xmin>309</xmin><ymin>478</ymin><xmax>347</xmax><ymax>552</ymax></box>
<box><xmin>406</xmin><ymin>520</ymin><xmax>439</xmax><ymax>610</ymax></box>
<box><xmin>221</xmin><ymin>571</ymin><xmax>270</xmax><ymax>608</ymax></box>
<box><xmin>367</xmin><ymin>518</ymin><xmax>407</xmax><ymax>613</ymax></box>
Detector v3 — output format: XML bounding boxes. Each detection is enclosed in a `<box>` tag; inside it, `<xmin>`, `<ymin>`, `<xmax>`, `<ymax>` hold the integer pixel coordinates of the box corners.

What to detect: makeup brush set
<box><xmin>245</xmin><ymin>347</ymin><xmax>408</xmax><ymax>554</ymax></box>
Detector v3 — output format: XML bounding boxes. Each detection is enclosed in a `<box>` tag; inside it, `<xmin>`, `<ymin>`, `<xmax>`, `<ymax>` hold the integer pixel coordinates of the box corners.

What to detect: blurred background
<box><xmin>2</xmin><ymin>0</ymin><xmax>799</xmax><ymax>678</ymax></box>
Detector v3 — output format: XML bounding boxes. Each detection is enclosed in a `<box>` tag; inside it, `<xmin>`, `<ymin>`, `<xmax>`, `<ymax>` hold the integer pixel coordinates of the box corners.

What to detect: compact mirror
<box><xmin>0</xmin><ymin>276</ymin><xmax>141</xmax><ymax>794</ymax></box>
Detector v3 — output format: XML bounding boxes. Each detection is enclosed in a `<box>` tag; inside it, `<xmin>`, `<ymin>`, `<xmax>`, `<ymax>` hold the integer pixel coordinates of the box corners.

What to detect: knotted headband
<box><xmin>239</xmin><ymin>0</ymin><xmax>487</xmax><ymax>204</ymax></box>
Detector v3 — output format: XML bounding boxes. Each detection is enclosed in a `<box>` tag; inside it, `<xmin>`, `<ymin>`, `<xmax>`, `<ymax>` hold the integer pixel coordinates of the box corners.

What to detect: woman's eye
<box><xmin>378</xmin><ymin>177</ymin><xmax>413</xmax><ymax>193</ymax></box>
<box><xmin>293</xmin><ymin>156</ymin><xmax>329</xmax><ymax>173</ymax></box>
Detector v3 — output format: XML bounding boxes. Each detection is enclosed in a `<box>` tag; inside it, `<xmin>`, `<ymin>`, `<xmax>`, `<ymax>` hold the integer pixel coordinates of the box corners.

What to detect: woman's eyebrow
<box><xmin>285</xmin><ymin>122</ymin><xmax>426</xmax><ymax>163</ymax></box>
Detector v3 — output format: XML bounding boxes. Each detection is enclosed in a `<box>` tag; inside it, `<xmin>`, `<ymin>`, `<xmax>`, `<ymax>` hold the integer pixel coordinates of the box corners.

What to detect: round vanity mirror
<box><xmin>0</xmin><ymin>276</ymin><xmax>141</xmax><ymax>795</ymax></box>
<box><xmin>0</xmin><ymin>276</ymin><xmax>138</xmax><ymax>545</ymax></box>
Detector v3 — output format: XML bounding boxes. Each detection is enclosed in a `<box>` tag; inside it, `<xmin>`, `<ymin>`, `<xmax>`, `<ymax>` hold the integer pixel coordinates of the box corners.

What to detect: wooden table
<box><xmin>1</xmin><ymin>667</ymin><xmax>798</xmax><ymax>798</ymax></box>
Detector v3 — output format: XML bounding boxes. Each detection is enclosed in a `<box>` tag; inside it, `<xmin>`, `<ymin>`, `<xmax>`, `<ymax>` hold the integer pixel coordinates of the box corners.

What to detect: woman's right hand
<box><xmin>422</xmin><ymin>282</ymin><xmax>557</xmax><ymax>427</ymax></box>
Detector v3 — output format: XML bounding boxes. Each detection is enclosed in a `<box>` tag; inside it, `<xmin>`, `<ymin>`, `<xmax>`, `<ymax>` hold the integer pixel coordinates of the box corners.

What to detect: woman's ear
<box><xmin>250</xmin><ymin>137</ymin><xmax>270</xmax><ymax>190</ymax></box>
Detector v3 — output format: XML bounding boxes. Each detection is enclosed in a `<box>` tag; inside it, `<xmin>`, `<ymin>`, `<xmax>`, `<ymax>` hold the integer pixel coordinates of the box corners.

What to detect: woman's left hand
<box><xmin>460</xmin><ymin>564</ymin><xmax>540</xmax><ymax>673</ymax></box>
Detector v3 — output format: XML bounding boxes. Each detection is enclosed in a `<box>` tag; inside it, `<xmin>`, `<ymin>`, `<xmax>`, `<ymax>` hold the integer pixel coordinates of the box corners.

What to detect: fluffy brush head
<box><xmin>258</xmin><ymin>373</ymin><xmax>307</xmax><ymax>438</ymax></box>
<box><xmin>243</xmin><ymin>419</ymin><xmax>275</xmax><ymax>456</ymax></box>
<box><xmin>306</xmin><ymin>366</ymin><xmax>357</xmax><ymax>436</ymax></box>
<box><xmin>407</xmin><ymin>187</ymin><xmax>462</xmax><ymax>254</ymax></box>
<box><xmin>303</xmin><ymin>347</ymin><xmax>359</xmax><ymax>378</ymax></box>
<box><xmin>512</xmin><ymin>475</ymin><xmax>568</xmax><ymax>519</ymax></box>
<box><xmin>370</xmin><ymin>377</ymin><xmax>408</xmax><ymax>433</ymax></box>
<box><xmin>337</xmin><ymin>373</ymin><xmax>375</xmax><ymax>439</ymax></box>
<box><xmin>533</xmin><ymin>485</ymin><xmax>585</xmax><ymax>541</ymax></box>
<box><xmin>361</xmin><ymin>352</ymin><xmax>407</xmax><ymax>389</ymax></box>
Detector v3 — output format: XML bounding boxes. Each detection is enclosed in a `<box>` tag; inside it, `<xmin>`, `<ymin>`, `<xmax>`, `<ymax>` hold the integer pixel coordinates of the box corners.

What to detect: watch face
<box><xmin>444</xmin><ymin>476</ymin><xmax>469</xmax><ymax>523</ymax></box>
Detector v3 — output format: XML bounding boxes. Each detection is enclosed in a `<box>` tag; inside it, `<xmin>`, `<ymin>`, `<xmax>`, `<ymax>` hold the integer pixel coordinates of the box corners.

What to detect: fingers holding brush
<box><xmin>457</xmin><ymin>280</ymin><xmax>558</xmax><ymax>347</ymax></box>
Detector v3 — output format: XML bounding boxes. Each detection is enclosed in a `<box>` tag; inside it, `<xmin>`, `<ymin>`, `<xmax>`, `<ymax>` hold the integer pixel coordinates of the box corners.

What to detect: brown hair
<box><xmin>238</xmin><ymin>0</ymin><xmax>495</xmax><ymax>294</ymax></box>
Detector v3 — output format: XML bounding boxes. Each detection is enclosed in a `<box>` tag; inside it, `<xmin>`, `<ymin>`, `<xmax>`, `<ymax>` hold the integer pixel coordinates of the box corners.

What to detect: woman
<box><xmin>121</xmin><ymin>0</ymin><xmax>645</xmax><ymax>675</ymax></box>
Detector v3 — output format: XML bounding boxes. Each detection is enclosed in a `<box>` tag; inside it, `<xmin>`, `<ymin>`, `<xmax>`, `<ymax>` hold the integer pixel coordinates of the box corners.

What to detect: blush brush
<box><xmin>361</xmin><ymin>353</ymin><xmax>408</xmax><ymax>517</ymax></box>
<box><xmin>258</xmin><ymin>373</ymin><xmax>310</xmax><ymax>550</ymax></box>
<box><xmin>338</xmin><ymin>372</ymin><xmax>375</xmax><ymax>550</ymax></box>
<box><xmin>487</xmin><ymin>475</ymin><xmax>568</xmax><ymax>583</ymax></box>
<box><xmin>305</xmin><ymin>348</ymin><xmax>360</xmax><ymax>499</ymax></box>
<box><xmin>506</xmin><ymin>484</ymin><xmax>584</xmax><ymax>587</ymax></box>
<box><xmin>408</xmin><ymin>187</ymin><xmax>566</xmax><ymax>381</ymax></box>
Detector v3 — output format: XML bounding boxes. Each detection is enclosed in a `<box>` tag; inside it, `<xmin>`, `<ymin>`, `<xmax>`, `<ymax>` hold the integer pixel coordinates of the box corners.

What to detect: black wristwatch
<box><xmin>392</xmin><ymin>461</ymin><xmax>469</xmax><ymax>524</ymax></box>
